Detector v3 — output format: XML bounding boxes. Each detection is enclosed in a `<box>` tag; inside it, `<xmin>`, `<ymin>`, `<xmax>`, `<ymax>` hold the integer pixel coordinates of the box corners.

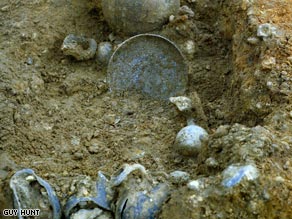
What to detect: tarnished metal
<box><xmin>10</xmin><ymin>169</ymin><xmax>61</xmax><ymax>219</ymax></box>
<box><xmin>111</xmin><ymin>164</ymin><xmax>170</xmax><ymax>219</ymax></box>
<box><xmin>64</xmin><ymin>172</ymin><xmax>113</xmax><ymax>219</ymax></box>
<box><xmin>101</xmin><ymin>0</ymin><xmax>180</xmax><ymax>35</ymax></box>
<box><xmin>107</xmin><ymin>34</ymin><xmax>188</xmax><ymax>100</ymax></box>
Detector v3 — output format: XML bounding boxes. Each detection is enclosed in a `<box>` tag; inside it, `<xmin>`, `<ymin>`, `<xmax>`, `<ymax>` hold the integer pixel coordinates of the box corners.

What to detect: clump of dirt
<box><xmin>1</xmin><ymin>0</ymin><xmax>292</xmax><ymax>218</ymax></box>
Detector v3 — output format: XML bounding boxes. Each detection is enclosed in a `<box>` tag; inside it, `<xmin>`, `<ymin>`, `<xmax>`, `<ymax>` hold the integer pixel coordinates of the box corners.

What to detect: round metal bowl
<box><xmin>107</xmin><ymin>34</ymin><xmax>188</xmax><ymax>100</ymax></box>
<box><xmin>101</xmin><ymin>0</ymin><xmax>180</xmax><ymax>35</ymax></box>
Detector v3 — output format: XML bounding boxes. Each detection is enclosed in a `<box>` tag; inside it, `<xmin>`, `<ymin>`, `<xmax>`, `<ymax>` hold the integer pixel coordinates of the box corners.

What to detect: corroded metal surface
<box><xmin>107</xmin><ymin>34</ymin><xmax>188</xmax><ymax>100</ymax></box>
<box><xmin>10</xmin><ymin>169</ymin><xmax>61</xmax><ymax>219</ymax></box>
<box><xmin>101</xmin><ymin>0</ymin><xmax>179</xmax><ymax>34</ymax></box>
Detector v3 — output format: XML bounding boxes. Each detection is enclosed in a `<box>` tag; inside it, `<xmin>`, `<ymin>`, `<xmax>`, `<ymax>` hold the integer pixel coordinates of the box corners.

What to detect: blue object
<box><xmin>64</xmin><ymin>171</ymin><xmax>112</xmax><ymax>218</ymax></box>
<box><xmin>10</xmin><ymin>168</ymin><xmax>61</xmax><ymax>219</ymax></box>
<box><xmin>116</xmin><ymin>183</ymin><xmax>170</xmax><ymax>219</ymax></box>
<box><xmin>222</xmin><ymin>165</ymin><xmax>259</xmax><ymax>188</ymax></box>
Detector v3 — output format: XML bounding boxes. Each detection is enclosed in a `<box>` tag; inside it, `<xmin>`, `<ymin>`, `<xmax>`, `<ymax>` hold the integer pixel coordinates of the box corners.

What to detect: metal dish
<box><xmin>107</xmin><ymin>34</ymin><xmax>188</xmax><ymax>100</ymax></box>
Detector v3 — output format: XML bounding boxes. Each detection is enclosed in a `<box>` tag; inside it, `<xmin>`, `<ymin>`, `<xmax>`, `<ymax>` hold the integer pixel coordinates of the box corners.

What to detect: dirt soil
<box><xmin>1</xmin><ymin>0</ymin><xmax>292</xmax><ymax>218</ymax></box>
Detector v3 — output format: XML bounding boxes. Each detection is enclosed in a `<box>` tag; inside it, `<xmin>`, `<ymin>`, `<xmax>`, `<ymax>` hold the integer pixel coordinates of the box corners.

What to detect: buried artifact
<box><xmin>107</xmin><ymin>34</ymin><xmax>188</xmax><ymax>100</ymax></box>
<box><xmin>101</xmin><ymin>0</ymin><xmax>180</xmax><ymax>35</ymax></box>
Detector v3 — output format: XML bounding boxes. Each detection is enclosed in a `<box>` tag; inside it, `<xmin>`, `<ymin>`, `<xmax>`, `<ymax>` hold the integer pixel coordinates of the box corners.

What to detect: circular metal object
<box><xmin>101</xmin><ymin>0</ymin><xmax>180</xmax><ymax>35</ymax></box>
<box><xmin>107</xmin><ymin>34</ymin><xmax>188</xmax><ymax>100</ymax></box>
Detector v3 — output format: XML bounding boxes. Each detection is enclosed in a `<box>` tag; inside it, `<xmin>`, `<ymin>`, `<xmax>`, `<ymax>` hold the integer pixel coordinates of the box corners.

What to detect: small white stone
<box><xmin>169</xmin><ymin>15</ymin><xmax>175</xmax><ymax>22</ymax></box>
<box><xmin>97</xmin><ymin>42</ymin><xmax>113</xmax><ymax>65</ymax></box>
<box><xmin>184</xmin><ymin>40</ymin><xmax>195</xmax><ymax>55</ymax></box>
<box><xmin>71</xmin><ymin>208</ymin><xmax>103</xmax><ymax>219</ymax></box>
<box><xmin>254</xmin><ymin>70</ymin><xmax>261</xmax><ymax>78</ymax></box>
<box><xmin>187</xmin><ymin>180</ymin><xmax>203</xmax><ymax>191</ymax></box>
<box><xmin>108</xmin><ymin>33</ymin><xmax>116</xmax><ymax>42</ymax></box>
<box><xmin>256</xmin><ymin>102</ymin><xmax>262</xmax><ymax>109</ymax></box>
<box><xmin>81</xmin><ymin>187</ymin><xmax>89</xmax><ymax>196</ymax></box>
<box><xmin>213</xmin><ymin>125</ymin><xmax>230</xmax><ymax>138</ymax></box>
<box><xmin>261</xmin><ymin>57</ymin><xmax>276</xmax><ymax>70</ymax></box>
<box><xmin>287</xmin><ymin>56</ymin><xmax>292</xmax><ymax>62</ymax></box>
<box><xmin>257</xmin><ymin>23</ymin><xmax>277</xmax><ymax>39</ymax></box>
<box><xmin>32</xmin><ymin>32</ymin><xmax>38</xmax><ymax>40</ymax></box>
<box><xmin>170</xmin><ymin>170</ymin><xmax>190</xmax><ymax>184</ymax></box>
<box><xmin>179</xmin><ymin>5</ymin><xmax>195</xmax><ymax>18</ymax></box>
<box><xmin>275</xmin><ymin>176</ymin><xmax>285</xmax><ymax>183</ymax></box>
<box><xmin>169</xmin><ymin>96</ymin><xmax>193</xmax><ymax>112</ymax></box>
<box><xmin>247</xmin><ymin>37</ymin><xmax>259</xmax><ymax>45</ymax></box>
<box><xmin>205</xmin><ymin>157</ymin><xmax>219</xmax><ymax>167</ymax></box>
<box><xmin>266</xmin><ymin>81</ymin><xmax>273</xmax><ymax>88</ymax></box>
<box><xmin>1</xmin><ymin>5</ymin><xmax>9</xmax><ymax>12</ymax></box>
<box><xmin>71</xmin><ymin>136</ymin><xmax>81</xmax><ymax>146</ymax></box>
<box><xmin>25</xmin><ymin>175</ymin><xmax>36</xmax><ymax>182</ymax></box>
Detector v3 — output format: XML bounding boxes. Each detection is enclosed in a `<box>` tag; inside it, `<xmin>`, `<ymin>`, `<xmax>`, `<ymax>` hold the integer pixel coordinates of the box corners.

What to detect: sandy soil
<box><xmin>1</xmin><ymin>0</ymin><xmax>292</xmax><ymax>218</ymax></box>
